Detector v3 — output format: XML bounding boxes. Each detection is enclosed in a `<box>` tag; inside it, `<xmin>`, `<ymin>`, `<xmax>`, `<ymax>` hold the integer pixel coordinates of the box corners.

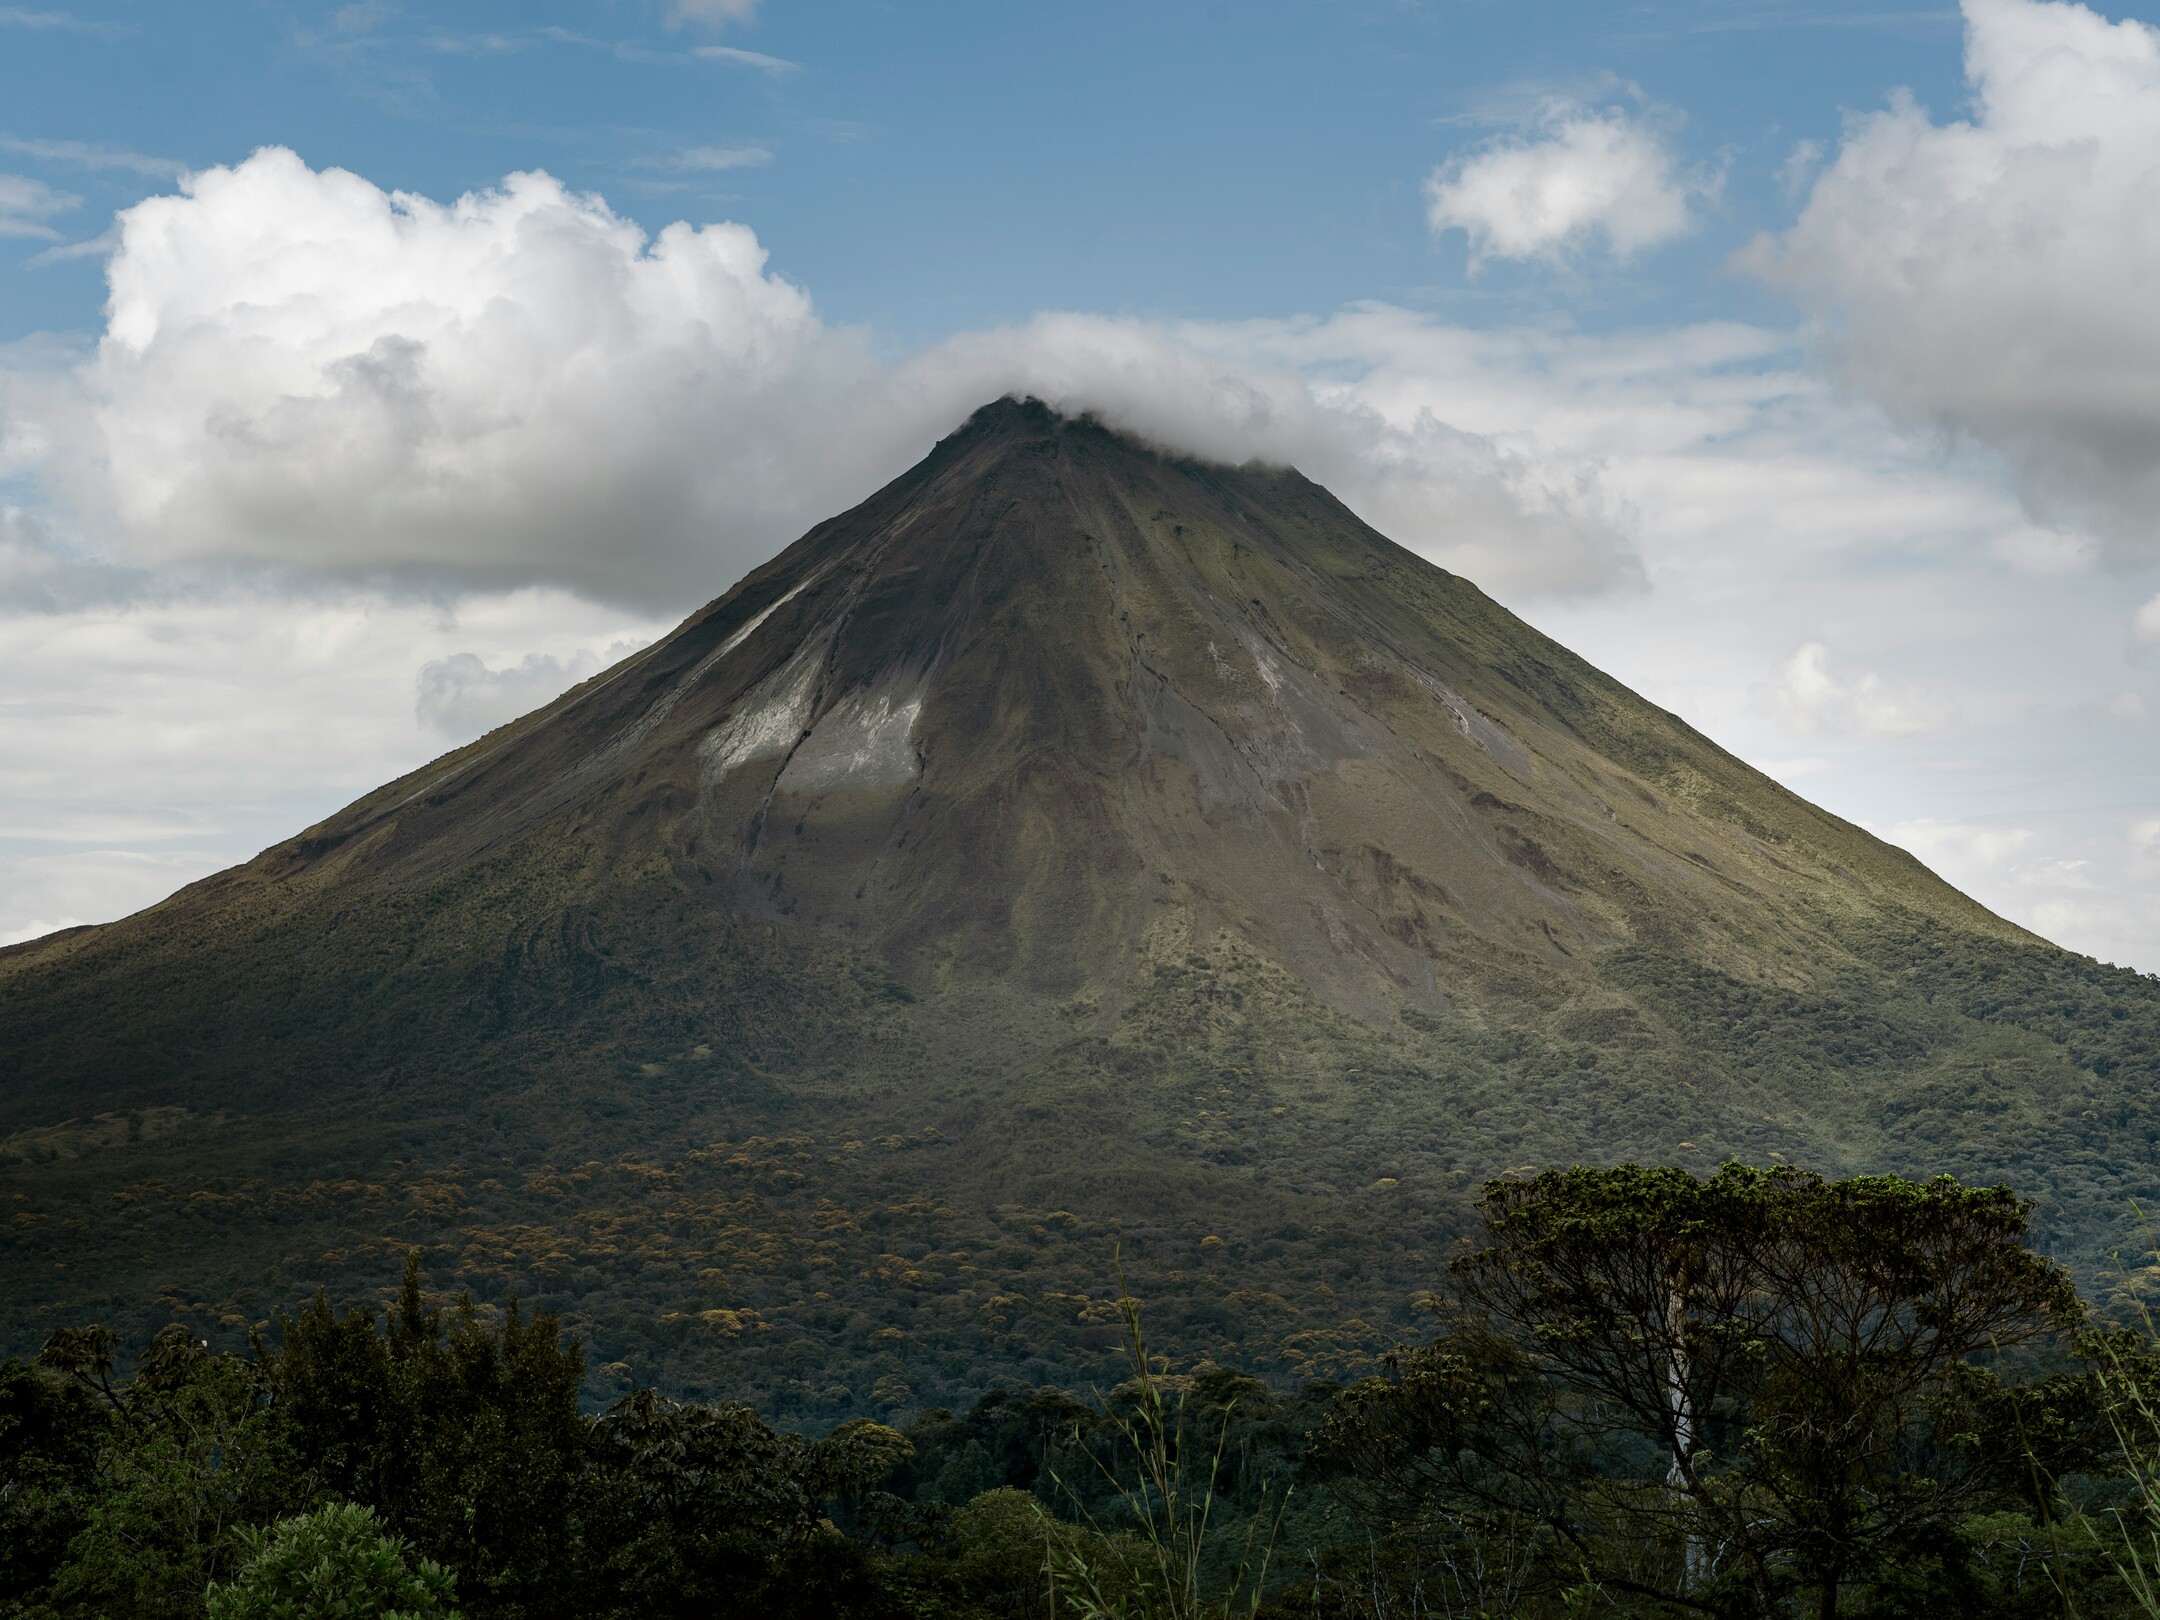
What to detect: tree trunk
<box><xmin>1819</xmin><ymin>1571</ymin><xmax>1839</xmax><ymax>1619</ymax></box>
<box><xmin>1665</xmin><ymin>1269</ymin><xmax>1706</xmax><ymax>1589</ymax></box>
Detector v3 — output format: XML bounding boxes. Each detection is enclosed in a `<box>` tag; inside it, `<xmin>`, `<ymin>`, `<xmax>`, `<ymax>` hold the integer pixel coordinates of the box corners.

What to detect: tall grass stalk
<box><xmin>1041</xmin><ymin>1252</ymin><xmax>1288</xmax><ymax>1620</ymax></box>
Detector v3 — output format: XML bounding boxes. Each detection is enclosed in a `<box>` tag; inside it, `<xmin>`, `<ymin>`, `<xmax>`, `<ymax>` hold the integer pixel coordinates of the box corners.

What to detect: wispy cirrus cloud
<box><xmin>0</xmin><ymin>134</ymin><xmax>184</xmax><ymax>178</ymax></box>
<box><xmin>0</xmin><ymin>173</ymin><xmax>78</xmax><ymax>239</ymax></box>
<box><xmin>0</xmin><ymin>7</ymin><xmax>124</xmax><ymax>34</ymax></box>
<box><xmin>25</xmin><ymin>224</ymin><xmax>116</xmax><ymax>266</ymax></box>
<box><xmin>638</xmin><ymin>144</ymin><xmax>774</xmax><ymax>172</ymax></box>
<box><xmin>523</xmin><ymin>25</ymin><xmax>794</xmax><ymax>72</ymax></box>
<box><xmin>671</xmin><ymin>0</ymin><xmax>762</xmax><ymax>27</ymax></box>
<box><xmin>691</xmin><ymin>44</ymin><xmax>797</xmax><ymax>72</ymax></box>
<box><xmin>1617</xmin><ymin>4</ymin><xmax>1960</xmax><ymax>38</ymax></box>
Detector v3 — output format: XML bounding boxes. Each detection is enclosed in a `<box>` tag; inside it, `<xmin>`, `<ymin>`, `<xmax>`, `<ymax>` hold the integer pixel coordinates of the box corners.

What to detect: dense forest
<box><xmin>9</xmin><ymin>1162</ymin><xmax>2160</xmax><ymax>1619</ymax></box>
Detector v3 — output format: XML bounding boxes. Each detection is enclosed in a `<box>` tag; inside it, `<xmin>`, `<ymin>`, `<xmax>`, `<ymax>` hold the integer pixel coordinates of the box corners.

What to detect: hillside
<box><xmin>5</xmin><ymin>397</ymin><xmax>2158</xmax><ymax>1424</ymax></box>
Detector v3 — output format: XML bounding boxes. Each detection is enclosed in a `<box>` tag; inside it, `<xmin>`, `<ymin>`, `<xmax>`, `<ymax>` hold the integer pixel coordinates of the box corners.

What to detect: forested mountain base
<box><xmin>8</xmin><ymin>1165</ymin><xmax>2160</xmax><ymax>1620</ymax></box>
<box><xmin>10</xmin><ymin>897</ymin><xmax>2160</xmax><ymax>1427</ymax></box>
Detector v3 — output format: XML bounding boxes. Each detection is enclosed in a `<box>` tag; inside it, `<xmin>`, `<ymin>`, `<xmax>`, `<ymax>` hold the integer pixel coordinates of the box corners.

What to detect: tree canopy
<box><xmin>6</xmin><ymin>1169</ymin><xmax>2156</xmax><ymax>1620</ymax></box>
<box><xmin>1325</xmin><ymin>1163</ymin><xmax>2095</xmax><ymax>1617</ymax></box>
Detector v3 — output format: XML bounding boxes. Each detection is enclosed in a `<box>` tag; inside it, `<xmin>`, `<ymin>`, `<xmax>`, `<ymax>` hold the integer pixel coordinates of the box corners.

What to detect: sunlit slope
<box><xmin>4</xmin><ymin>398</ymin><xmax>2153</xmax><ymax>1422</ymax></box>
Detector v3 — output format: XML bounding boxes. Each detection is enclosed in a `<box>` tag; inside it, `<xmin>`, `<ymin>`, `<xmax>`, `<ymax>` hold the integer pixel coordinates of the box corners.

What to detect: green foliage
<box><xmin>13</xmin><ymin>908</ymin><xmax>2160</xmax><ymax>1444</ymax></box>
<box><xmin>1315</xmin><ymin>1325</ymin><xmax>1577</xmax><ymax>1616</ymax></box>
<box><xmin>1320</xmin><ymin>1164</ymin><xmax>2099</xmax><ymax>1618</ymax></box>
<box><xmin>34</xmin><ymin>1326</ymin><xmax>300</xmax><ymax>1620</ymax></box>
<box><xmin>577</xmin><ymin>1387</ymin><xmax>831</xmax><ymax>1613</ymax></box>
<box><xmin>16</xmin><ymin>899</ymin><xmax>2160</xmax><ymax>1430</ymax></box>
<box><xmin>2055</xmin><ymin>1226</ymin><xmax>2160</xmax><ymax>1620</ymax></box>
<box><xmin>12</xmin><ymin>1171</ymin><xmax>2160</xmax><ymax>1619</ymax></box>
<box><xmin>931</xmin><ymin>1488</ymin><xmax>1071</xmax><ymax>1616</ymax></box>
<box><xmin>204</xmin><ymin>1503</ymin><xmax>460</xmax><ymax>1620</ymax></box>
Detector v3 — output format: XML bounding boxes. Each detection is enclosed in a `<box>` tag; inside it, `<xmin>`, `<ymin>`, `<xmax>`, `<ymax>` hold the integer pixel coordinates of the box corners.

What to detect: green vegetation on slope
<box><xmin>8</xmin><ymin>879</ymin><xmax>2160</xmax><ymax>1426</ymax></box>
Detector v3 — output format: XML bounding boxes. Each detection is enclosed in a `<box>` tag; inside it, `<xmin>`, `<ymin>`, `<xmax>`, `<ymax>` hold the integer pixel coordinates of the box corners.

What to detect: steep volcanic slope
<box><xmin>5</xmin><ymin>398</ymin><xmax>2159</xmax><ymax>1420</ymax></box>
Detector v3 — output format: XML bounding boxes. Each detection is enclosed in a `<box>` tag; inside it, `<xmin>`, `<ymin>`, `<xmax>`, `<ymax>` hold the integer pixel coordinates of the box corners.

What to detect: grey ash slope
<box><xmin>2</xmin><ymin>398</ymin><xmax>2153</xmax><ymax>1416</ymax></box>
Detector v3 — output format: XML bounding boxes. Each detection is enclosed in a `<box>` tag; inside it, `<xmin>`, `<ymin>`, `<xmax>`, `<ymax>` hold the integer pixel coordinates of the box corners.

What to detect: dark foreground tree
<box><xmin>28</xmin><ymin>1324</ymin><xmax>299</xmax><ymax>1618</ymax></box>
<box><xmin>1323</xmin><ymin>1163</ymin><xmax>2092</xmax><ymax>1617</ymax></box>
<box><xmin>272</xmin><ymin>1253</ymin><xmax>586</xmax><ymax>1613</ymax></box>
<box><xmin>574</xmin><ymin>1388</ymin><xmax>918</xmax><ymax>1618</ymax></box>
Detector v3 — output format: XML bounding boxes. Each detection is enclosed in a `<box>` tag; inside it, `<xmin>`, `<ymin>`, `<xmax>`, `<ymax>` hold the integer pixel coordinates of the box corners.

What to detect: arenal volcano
<box><xmin>5</xmin><ymin>398</ymin><xmax>2157</xmax><ymax>1419</ymax></box>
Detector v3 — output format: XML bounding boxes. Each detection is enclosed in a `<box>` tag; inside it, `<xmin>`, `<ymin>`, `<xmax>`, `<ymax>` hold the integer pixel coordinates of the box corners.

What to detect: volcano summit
<box><xmin>4</xmin><ymin>398</ymin><xmax>2157</xmax><ymax>1418</ymax></box>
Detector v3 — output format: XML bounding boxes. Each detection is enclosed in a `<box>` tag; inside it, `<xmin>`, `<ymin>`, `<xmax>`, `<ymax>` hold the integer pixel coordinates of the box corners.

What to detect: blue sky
<box><xmin>7</xmin><ymin>0</ymin><xmax>2160</xmax><ymax>972</ymax></box>
<box><xmin>2</xmin><ymin>0</ymin><xmax>2000</xmax><ymax>340</ymax></box>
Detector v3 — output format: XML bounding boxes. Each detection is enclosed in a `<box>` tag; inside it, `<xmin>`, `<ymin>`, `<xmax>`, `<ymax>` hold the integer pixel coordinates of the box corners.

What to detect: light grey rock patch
<box><xmin>1408</xmin><ymin>669</ymin><xmax>1534</xmax><ymax>781</ymax></box>
<box><xmin>777</xmin><ymin>682</ymin><xmax>926</xmax><ymax>795</ymax></box>
<box><xmin>697</xmin><ymin>634</ymin><xmax>829</xmax><ymax>786</ymax></box>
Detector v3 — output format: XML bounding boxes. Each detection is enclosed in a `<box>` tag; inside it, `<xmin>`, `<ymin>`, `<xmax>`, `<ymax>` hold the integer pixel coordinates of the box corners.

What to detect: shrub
<box><xmin>205</xmin><ymin>1502</ymin><xmax>461</xmax><ymax>1620</ymax></box>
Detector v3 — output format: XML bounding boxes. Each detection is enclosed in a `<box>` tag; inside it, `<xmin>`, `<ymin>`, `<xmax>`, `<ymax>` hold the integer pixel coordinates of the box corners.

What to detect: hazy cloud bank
<box><xmin>0</xmin><ymin>581</ymin><xmax>671</xmax><ymax>945</ymax></box>
<box><xmin>416</xmin><ymin>642</ymin><xmax>647</xmax><ymax>739</ymax></box>
<box><xmin>1768</xmin><ymin>642</ymin><xmax>1961</xmax><ymax>739</ymax></box>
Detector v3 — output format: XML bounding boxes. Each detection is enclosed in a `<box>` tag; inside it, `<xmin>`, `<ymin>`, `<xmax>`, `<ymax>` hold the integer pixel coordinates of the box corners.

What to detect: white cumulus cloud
<box><xmin>43</xmin><ymin>147</ymin><xmax>871</xmax><ymax>605</ymax></box>
<box><xmin>9</xmin><ymin>147</ymin><xmax>1637</xmax><ymax>609</ymax></box>
<box><xmin>1768</xmin><ymin>642</ymin><xmax>1959</xmax><ymax>737</ymax></box>
<box><xmin>1885</xmin><ymin>818</ymin><xmax>2036</xmax><ymax>880</ymax></box>
<box><xmin>12</xmin><ymin>261</ymin><xmax>2160</xmax><ymax>966</ymax></box>
<box><xmin>0</xmin><ymin>916</ymin><xmax>83</xmax><ymax>948</ymax></box>
<box><xmin>1747</xmin><ymin>0</ymin><xmax>2160</xmax><ymax>553</ymax></box>
<box><xmin>0</xmin><ymin>578</ymin><xmax>672</xmax><ymax>947</ymax></box>
<box><xmin>1880</xmin><ymin>814</ymin><xmax>2160</xmax><ymax>968</ymax></box>
<box><xmin>1425</xmin><ymin>104</ymin><xmax>1710</xmax><ymax>264</ymax></box>
<box><xmin>2135</xmin><ymin>591</ymin><xmax>2160</xmax><ymax>646</ymax></box>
